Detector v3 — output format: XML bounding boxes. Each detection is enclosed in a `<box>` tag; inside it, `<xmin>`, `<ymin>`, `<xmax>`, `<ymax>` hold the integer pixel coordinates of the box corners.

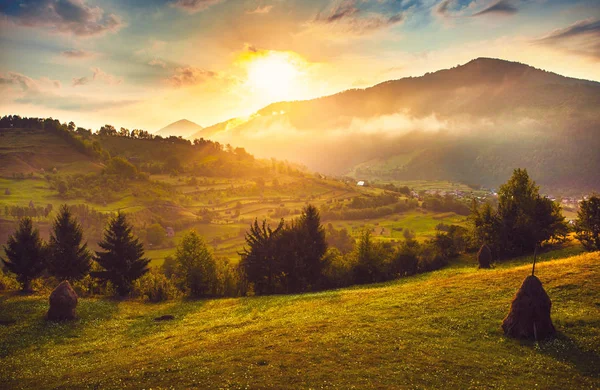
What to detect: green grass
<box><xmin>1</xmin><ymin>252</ymin><xmax>599</xmax><ymax>389</ymax></box>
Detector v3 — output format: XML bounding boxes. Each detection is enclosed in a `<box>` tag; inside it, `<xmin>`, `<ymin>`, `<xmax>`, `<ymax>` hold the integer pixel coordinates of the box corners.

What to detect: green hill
<box><xmin>0</xmin><ymin>251</ymin><xmax>598</xmax><ymax>389</ymax></box>
<box><xmin>0</xmin><ymin>128</ymin><xmax>102</xmax><ymax>177</ymax></box>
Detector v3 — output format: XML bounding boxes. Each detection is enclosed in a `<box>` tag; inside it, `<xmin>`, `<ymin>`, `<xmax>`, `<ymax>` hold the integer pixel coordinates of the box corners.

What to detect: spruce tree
<box><xmin>239</xmin><ymin>219</ymin><xmax>284</xmax><ymax>295</ymax></box>
<box><xmin>294</xmin><ymin>205</ymin><xmax>327</xmax><ymax>291</ymax></box>
<box><xmin>1</xmin><ymin>217</ymin><xmax>47</xmax><ymax>292</ymax></box>
<box><xmin>93</xmin><ymin>213</ymin><xmax>150</xmax><ymax>296</ymax></box>
<box><xmin>48</xmin><ymin>204</ymin><xmax>92</xmax><ymax>281</ymax></box>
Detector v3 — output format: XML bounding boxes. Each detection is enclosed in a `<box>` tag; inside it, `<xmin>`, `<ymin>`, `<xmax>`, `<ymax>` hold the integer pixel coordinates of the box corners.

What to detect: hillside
<box><xmin>5</xmin><ymin>121</ymin><xmax>476</xmax><ymax>264</ymax></box>
<box><xmin>155</xmin><ymin>119</ymin><xmax>203</xmax><ymax>138</ymax></box>
<box><xmin>0</xmin><ymin>252</ymin><xmax>598</xmax><ymax>389</ymax></box>
<box><xmin>190</xmin><ymin>58</ymin><xmax>600</xmax><ymax>194</ymax></box>
<box><xmin>0</xmin><ymin>128</ymin><xmax>102</xmax><ymax>177</ymax></box>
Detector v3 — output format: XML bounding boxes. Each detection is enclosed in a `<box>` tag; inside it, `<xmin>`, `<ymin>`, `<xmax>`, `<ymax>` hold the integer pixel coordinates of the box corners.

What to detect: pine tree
<box><xmin>47</xmin><ymin>204</ymin><xmax>92</xmax><ymax>281</ymax></box>
<box><xmin>293</xmin><ymin>205</ymin><xmax>327</xmax><ymax>291</ymax></box>
<box><xmin>1</xmin><ymin>217</ymin><xmax>47</xmax><ymax>292</ymax></box>
<box><xmin>93</xmin><ymin>213</ymin><xmax>150</xmax><ymax>296</ymax></box>
<box><xmin>239</xmin><ymin>219</ymin><xmax>284</xmax><ymax>295</ymax></box>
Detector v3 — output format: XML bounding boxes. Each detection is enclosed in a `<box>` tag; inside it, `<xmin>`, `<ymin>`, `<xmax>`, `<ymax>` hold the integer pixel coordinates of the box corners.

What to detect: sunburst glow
<box><xmin>245</xmin><ymin>52</ymin><xmax>303</xmax><ymax>101</ymax></box>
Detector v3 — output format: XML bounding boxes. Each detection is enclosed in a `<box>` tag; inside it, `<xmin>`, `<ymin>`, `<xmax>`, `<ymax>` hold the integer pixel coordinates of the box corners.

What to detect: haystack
<box><xmin>502</xmin><ymin>275</ymin><xmax>555</xmax><ymax>340</ymax></box>
<box><xmin>477</xmin><ymin>244</ymin><xmax>492</xmax><ymax>269</ymax></box>
<box><xmin>47</xmin><ymin>280</ymin><xmax>78</xmax><ymax>321</ymax></box>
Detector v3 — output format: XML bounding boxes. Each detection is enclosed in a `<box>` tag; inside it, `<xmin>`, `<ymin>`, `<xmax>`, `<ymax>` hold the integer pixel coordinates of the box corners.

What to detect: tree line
<box><xmin>3</xmin><ymin>169</ymin><xmax>600</xmax><ymax>299</ymax></box>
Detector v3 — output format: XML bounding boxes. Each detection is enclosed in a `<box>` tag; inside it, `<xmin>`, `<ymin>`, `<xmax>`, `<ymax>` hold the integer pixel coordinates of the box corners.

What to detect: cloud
<box><xmin>312</xmin><ymin>0</ymin><xmax>404</xmax><ymax>35</ymax></box>
<box><xmin>472</xmin><ymin>0</ymin><xmax>518</xmax><ymax>17</ymax></box>
<box><xmin>61</xmin><ymin>49</ymin><xmax>95</xmax><ymax>59</ymax></box>
<box><xmin>0</xmin><ymin>70</ymin><xmax>135</xmax><ymax>111</ymax></box>
<box><xmin>0</xmin><ymin>72</ymin><xmax>61</xmax><ymax>92</ymax></box>
<box><xmin>72</xmin><ymin>76</ymin><xmax>89</xmax><ymax>86</ymax></box>
<box><xmin>170</xmin><ymin>0</ymin><xmax>226</xmax><ymax>14</ymax></box>
<box><xmin>167</xmin><ymin>66</ymin><xmax>218</xmax><ymax>87</ymax></box>
<box><xmin>70</xmin><ymin>67</ymin><xmax>122</xmax><ymax>87</ymax></box>
<box><xmin>536</xmin><ymin>18</ymin><xmax>600</xmax><ymax>60</ymax></box>
<box><xmin>247</xmin><ymin>5</ymin><xmax>273</xmax><ymax>15</ymax></box>
<box><xmin>434</xmin><ymin>0</ymin><xmax>451</xmax><ymax>17</ymax></box>
<box><xmin>92</xmin><ymin>67</ymin><xmax>122</xmax><ymax>85</ymax></box>
<box><xmin>148</xmin><ymin>58</ymin><xmax>167</xmax><ymax>68</ymax></box>
<box><xmin>0</xmin><ymin>0</ymin><xmax>124</xmax><ymax>37</ymax></box>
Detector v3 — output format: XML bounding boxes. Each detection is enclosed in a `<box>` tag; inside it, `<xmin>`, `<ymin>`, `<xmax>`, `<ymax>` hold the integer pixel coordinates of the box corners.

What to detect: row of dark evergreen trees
<box><xmin>1</xmin><ymin>205</ymin><xmax>149</xmax><ymax>295</ymax></box>
<box><xmin>240</xmin><ymin>205</ymin><xmax>327</xmax><ymax>295</ymax></box>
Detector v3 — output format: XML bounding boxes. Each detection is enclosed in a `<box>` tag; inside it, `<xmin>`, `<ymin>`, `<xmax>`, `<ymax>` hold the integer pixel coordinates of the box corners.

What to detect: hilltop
<box><xmin>155</xmin><ymin>119</ymin><xmax>203</xmax><ymax>138</ymax></box>
<box><xmin>190</xmin><ymin>58</ymin><xmax>600</xmax><ymax>194</ymax></box>
<box><xmin>0</xmin><ymin>251</ymin><xmax>598</xmax><ymax>389</ymax></box>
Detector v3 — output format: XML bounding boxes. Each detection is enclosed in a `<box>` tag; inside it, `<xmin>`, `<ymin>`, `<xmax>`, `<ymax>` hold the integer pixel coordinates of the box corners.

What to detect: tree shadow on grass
<box><xmin>0</xmin><ymin>293</ymin><xmax>119</xmax><ymax>358</ymax></box>
<box><xmin>535</xmin><ymin>331</ymin><xmax>600</xmax><ymax>378</ymax></box>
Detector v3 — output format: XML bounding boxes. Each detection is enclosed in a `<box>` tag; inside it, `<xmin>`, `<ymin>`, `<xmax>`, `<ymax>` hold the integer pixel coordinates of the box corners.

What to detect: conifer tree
<box><xmin>93</xmin><ymin>213</ymin><xmax>150</xmax><ymax>296</ymax></box>
<box><xmin>297</xmin><ymin>205</ymin><xmax>327</xmax><ymax>286</ymax></box>
<box><xmin>239</xmin><ymin>219</ymin><xmax>284</xmax><ymax>295</ymax></box>
<box><xmin>1</xmin><ymin>217</ymin><xmax>47</xmax><ymax>292</ymax></box>
<box><xmin>47</xmin><ymin>204</ymin><xmax>92</xmax><ymax>281</ymax></box>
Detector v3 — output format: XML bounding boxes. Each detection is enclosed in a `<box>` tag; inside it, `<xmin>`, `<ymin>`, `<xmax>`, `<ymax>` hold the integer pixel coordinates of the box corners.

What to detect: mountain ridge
<box><xmin>156</xmin><ymin>119</ymin><xmax>203</xmax><ymax>138</ymax></box>
<box><xmin>187</xmin><ymin>57</ymin><xmax>600</xmax><ymax>193</ymax></box>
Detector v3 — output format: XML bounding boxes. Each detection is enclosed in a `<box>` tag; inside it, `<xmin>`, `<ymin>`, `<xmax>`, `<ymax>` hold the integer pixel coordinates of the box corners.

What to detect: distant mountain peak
<box><xmin>156</xmin><ymin>119</ymin><xmax>203</xmax><ymax>138</ymax></box>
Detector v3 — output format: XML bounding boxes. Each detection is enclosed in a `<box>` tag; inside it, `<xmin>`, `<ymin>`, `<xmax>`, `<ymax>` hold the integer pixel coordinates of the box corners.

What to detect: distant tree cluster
<box><xmin>470</xmin><ymin>169</ymin><xmax>567</xmax><ymax>259</ymax></box>
<box><xmin>349</xmin><ymin>193</ymin><xmax>400</xmax><ymax>209</ymax></box>
<box><xmin>320</xmin><ymin>198</ymin><xmax>418</xmax><ymax>221</ymax></box>
<box><xmin>422</xmin><ymin>195</ymin><xmax>471</xmax><ymax>215</ymax></box>
<box><xmin>323</xmin><ymin>226</ymin><xmax>467</xmax><ymax>289</ymax></box>
<box><xmin>3</xmin><ymin>204</ymin><xmax>53</xmax><ymax>219</ymax></box>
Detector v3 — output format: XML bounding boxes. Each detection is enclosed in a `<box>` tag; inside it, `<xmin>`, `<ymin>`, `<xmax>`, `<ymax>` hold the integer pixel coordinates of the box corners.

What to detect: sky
<box><xmin>1</xmin><ymin>0</ymin><xmax>599</xmax><ymax>131</ymax></box>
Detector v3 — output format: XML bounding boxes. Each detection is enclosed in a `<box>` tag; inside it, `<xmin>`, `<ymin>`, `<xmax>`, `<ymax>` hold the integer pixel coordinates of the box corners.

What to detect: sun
<box><xmin>245</xmin><ymin>52</ymin><xmax>302</xmax><ymax>101</ymax></box>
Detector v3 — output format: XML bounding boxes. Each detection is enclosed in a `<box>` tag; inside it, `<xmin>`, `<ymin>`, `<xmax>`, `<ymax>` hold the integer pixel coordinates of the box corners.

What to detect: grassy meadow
<box><xmin>1</xmin><ymin>251</ymin><xmax>599</xmax><ymax>389</ymax></box>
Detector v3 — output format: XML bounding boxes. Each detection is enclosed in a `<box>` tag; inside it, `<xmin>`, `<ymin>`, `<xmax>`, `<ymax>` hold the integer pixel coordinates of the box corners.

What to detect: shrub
<box><xmin>133</xmin><ymin>270</ymin><xmax>181</xmax><ymax>302</ymax></box>
<box><xmin>321</xmin><ymin>248</ymin><xmax>355</xmax><ymax>288</ymax></box>
<box><xmin>0</xmin><ymin>271</ymin><xmax>19</xmax><ymax>292</ymax></box>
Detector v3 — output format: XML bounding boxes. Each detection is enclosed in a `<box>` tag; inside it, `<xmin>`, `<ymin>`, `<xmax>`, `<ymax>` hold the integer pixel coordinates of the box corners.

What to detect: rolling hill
<box><xmin>155</xmin><ymin>119</ymin><xmax>203</xmax><ymax>138</ymax></box>
<box><xmin>0</xmin><ymin>251</ymin><xmax>598</xmax><ymax>389</ymax></box>
<box><xmin>190</xmin><ymin>58</ymin><xmax>600</xmax><ymax>194</ymax></box>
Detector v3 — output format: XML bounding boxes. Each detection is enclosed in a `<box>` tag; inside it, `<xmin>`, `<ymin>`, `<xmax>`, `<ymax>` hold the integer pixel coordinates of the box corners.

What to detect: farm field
<box><xmin>0</xmin><ymin>251</ymin><xmax>598</xmax><ymax>389</ymax></box>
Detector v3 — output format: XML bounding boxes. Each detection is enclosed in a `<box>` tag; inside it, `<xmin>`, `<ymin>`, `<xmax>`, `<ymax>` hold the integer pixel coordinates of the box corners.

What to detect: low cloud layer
<box><xmin>0</xmin><ymin>0</ymin><xmax>123</xmax><ymax>37</ymax></box>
